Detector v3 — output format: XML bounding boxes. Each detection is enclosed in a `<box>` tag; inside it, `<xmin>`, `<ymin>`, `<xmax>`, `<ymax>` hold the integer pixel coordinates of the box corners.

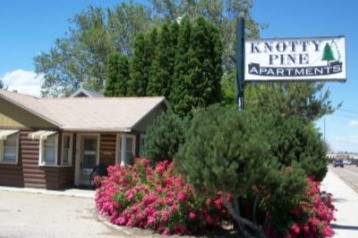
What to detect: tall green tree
<box><xmin>147</xmin><ymin>22</ymin><xmax>178</xmax><ymax>97</ymax></box>
<box><xmin>104</xmin><ymin>53</ymin><xmax>130</xmax><ymax>96</ymax></box>
<box><xmin>0</xmin><ymin>80</ymin><xmax>3</xmax><ymax>89</ymax></box>
<box><xmin>34</xmin><ymin>2</ymin><xmax>153</xmax><ymax>97</ymax></box>
<box><xmin>149</xmin><ymin>0</ymin><xmax>262</xmax><ymax>71</ymax></box>
<box><xmin>170</xmin><ymin>16</ymin><xmax>192</xmax><ymax>116</ymax></box>
<box><xmin>128</xmin><ymin>30</ymin><xmax>157</xmax><ymax>96</ymax></box>
<box><xmin>170</xmin><ymin>16</ymin><xmax>223</xmax><ymax>116</ymax></box>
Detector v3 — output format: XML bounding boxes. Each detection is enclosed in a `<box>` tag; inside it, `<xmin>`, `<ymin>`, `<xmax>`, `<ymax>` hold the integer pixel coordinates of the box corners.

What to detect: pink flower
<box><xmin>161</xmin><ymin>210</ymin><xmax>170</xmax><ymax>222</ymax></box>
<box><xmin>322</xmin><ymin>225</ymin><xmax>335</xmax><ymax>236</ymax></box>
<box><xmin>162</xmin><ymin>227</ymin><xmax>170</xmax><ymax>235</ymax></box>
<box><xmin>290</xmin><ymin>223</ymin><xmax>300</xmax><ymax>234</ymax></box>
<box><xmin>146</xmin><ymin>216</ymin><xmax>156</xmax><ymax>227</ymax></box>
<box><xmin>189</xmin><ymin>212</ymin><xmax>197</xmax><ymax>219</ymax></box>
<box><xmin>206</xmin><ymin>215</ymin><xmax>215</xmax><ymax>224</ymax></box>
<box><xmin>177</xmin><ymin>192</ymin><xmax>187</xmax><ymax>202</ymax></box>
<box><xmin>125</xmin><ymin>190</ymin><xmax>134</xmax><ymax>201</ymax></box>
<box><xmin>165</xmin><ymin>197</ymin><xmax>173</xmax><ymax>206</ymax></box>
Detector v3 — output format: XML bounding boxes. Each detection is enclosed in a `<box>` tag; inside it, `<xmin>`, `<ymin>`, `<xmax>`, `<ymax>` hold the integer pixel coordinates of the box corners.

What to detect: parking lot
<box><xmin>0</xmin><ymin>188</ymin><xmax>176</xmax><ymax>238</ymax></box>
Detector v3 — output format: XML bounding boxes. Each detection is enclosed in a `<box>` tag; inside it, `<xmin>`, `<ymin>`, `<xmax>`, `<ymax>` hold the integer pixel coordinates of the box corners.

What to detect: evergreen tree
<box><xmin>104</xmin><ymin>53</ymin><xmax>120</xmax><ymax>96</ymax></box>
<box><xmin>104</xmin><ymin>53</ymin><xmax>129</xmax><ymax>97</ymax></box>
<box><xmin>270</xmin><ymin>115</ymin><xmax>328</xmax><ymax>181</ymax></box>
<box><xmin>170</xmin><ymin>16</ymin><xmax>222</xmax><ymax>116</ymax></box>
<box><xmin>0</xmin><ymin>80</ymin><xmax>3</xmax><ymax>89</ymax></box>
<box><xmin>176</xmin><ymin>105</ymin><xmax>307</xmax><ymax>236</ymax></box>
<box><xmin>147</xmin><ymin>22</ymin><xmax>176</xmax><ymax>97</ymax></box>
<box><xmin>143</xmin><ymin>110</ymin><xmax>187</xmax><ymax>165</ymax></box>
<box><xmin>128</xmin><ymin>31</ymin><xmax>157</xmax><ymax>96</ymax></box>
<box><xmin>245</xmin><ymin>82</ymin><xmax>337</xmax><ymax>123</ymax></box>
<box><xmin>322</xmin><ymin>43</ymin><xmax>335</xmax><ymax>63</ymax></box>
<box><xmin>188</xmin><ymin>17</ymin><xmax>222</xmax><ymax>107</ymax></box>
<box><xmin>170</xmin><ymin>16</ymin><xmax>192</xmax><ymax>117</ymax></box>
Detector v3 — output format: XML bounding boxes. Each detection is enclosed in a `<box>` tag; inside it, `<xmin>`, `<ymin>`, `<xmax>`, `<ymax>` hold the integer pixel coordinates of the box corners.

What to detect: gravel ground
<box><xmin>0</xmin><ymin>189</ymin><xmax>185</xmax><ymax>238</ymax></box>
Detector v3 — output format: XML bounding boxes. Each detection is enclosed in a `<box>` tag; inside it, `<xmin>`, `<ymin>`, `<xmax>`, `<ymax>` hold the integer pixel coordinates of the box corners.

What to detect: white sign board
<box><xmin>245</xmin><ymin>36</ymin><xmax>346</xmax><ymax>82</ymax></box>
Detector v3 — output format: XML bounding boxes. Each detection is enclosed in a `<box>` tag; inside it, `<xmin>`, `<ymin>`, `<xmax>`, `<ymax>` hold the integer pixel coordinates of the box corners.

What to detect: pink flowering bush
<box><xmin>95</xmin><ymin>158</ymin><xmax>231</xmax><ymax>235</ymax></box>
<box><xmin>264</xmin><ymin>177</ymin><xmax>335</xmax><ymax>238</ymax></box>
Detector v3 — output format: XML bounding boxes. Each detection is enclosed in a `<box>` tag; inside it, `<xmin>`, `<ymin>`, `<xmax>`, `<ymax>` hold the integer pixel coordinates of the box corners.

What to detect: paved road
<box><xmin>0</xmin><ymin>189</ymin><xmax>174</xmax><ymax>238</ymax></box>
<box><xmin>330</xmin><ymin>164</ymin><xmax>358</xmax><ymax>193</ymax></box>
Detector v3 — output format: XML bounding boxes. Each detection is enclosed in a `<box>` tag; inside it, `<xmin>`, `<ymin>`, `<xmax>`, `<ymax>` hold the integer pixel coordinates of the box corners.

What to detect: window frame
<box><xmin>39</xmin><ymin>133</ymin><xmax>59</xmax><ymax>167</ymax></box>
<box><xmin>116</xmin><ymin>134</ymin><xmax>136</xmax><ymax>165</ymax></box>
<box><xmin>61</xmin><ymin>133</ymin><xmax>73</xmax><ymax>166</ymax></box>
<box><xmin>0</xmin><ymin>132</ymin><xmax>19</xmax><ymax>165</ymax></box>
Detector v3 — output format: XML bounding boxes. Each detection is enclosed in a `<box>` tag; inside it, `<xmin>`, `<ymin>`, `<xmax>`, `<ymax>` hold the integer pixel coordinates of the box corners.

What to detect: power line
<box><xmin>330</xmin><ymin>114</ymin><xmax>358</xmax><ymax>120</ymax></box>
<box><xmin>337</xmin><ymin>108</ymin><xmax>358</xmax><ymax>115</ymax></box>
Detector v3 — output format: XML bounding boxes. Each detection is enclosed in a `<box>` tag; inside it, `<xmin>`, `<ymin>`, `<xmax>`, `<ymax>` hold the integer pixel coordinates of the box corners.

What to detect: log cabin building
<box><xmin>0</xmin><ymin>89</ymin><xmax>165</xmax><ymax>189</ymax></box>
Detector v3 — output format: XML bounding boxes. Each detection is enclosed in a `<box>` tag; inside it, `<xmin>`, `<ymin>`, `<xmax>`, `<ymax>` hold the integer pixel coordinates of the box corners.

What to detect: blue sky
<box><xmin>0</xmin><ymin>0</ymin><xmax>357</xmax><ymax>152</ymax></box>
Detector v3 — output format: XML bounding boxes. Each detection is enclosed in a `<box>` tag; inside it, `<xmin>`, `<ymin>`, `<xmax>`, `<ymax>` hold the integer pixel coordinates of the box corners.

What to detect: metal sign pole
<box><xmin>236</xmin><ymin>17</ymin><xmax>245</xmax><ymax>110</ymax></box>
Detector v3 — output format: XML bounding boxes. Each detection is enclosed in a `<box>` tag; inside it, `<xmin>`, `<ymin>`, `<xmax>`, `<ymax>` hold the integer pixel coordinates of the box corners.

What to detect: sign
<box><xmin>245</xmin><ymin>36</ymin><xmax>346</xmax><ymax>82</ymax></box>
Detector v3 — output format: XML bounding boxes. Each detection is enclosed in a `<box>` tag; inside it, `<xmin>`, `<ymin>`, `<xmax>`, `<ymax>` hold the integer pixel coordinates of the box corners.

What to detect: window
<box><xmin>61</xmin><ymin>134</ymin><xmax>73</xmax><ymax>166</ymax></box>
<box><xmin>0</xmin><ymin>132</ymin><xmax>19</xmax><ymax>164</ymax></box>
<box><xmin>125</xmin><ymin>137</ymin><xmax>134</xmax><ymax>165</ymax></box>
<box><xmin>39</xmin><ymin>134</ymin><xmax>58</xmax><ymax>166</ymax></box>
<box><xmin>139</xmin><ymin>134</ymin><xmax>146</xmax><ymax>157</ymax></box>
<box><xmin>117</xmin><ymin>134</ymin><xmax>136</xmax><ymax>166</ymax></box>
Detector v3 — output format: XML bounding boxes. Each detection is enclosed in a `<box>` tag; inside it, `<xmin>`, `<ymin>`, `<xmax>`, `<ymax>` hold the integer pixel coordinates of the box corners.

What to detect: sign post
<box><xmin>236</xmin><ymin>18</ymin><xmax>245</xmax><ymax>110</ymax></box>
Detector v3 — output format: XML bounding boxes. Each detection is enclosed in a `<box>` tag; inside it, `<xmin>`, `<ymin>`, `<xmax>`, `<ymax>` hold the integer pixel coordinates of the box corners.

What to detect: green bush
<box><xmin>270</xmin><ymin>115</ymin><xmax>328</xmax><ymax>181</ymax></box>
<box><xmin>176</xmin><ymin>105</ymin><xmax>308</xmax><ymax>237</ymax></box>
<box><xmin>143</xmin><ymin>110</ymin><xmax>188</xmax><ymax>165</ymax></box>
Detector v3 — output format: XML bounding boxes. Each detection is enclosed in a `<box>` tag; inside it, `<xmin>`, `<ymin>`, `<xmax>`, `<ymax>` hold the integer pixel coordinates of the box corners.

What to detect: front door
<box><xmin>78</xmin><ymin>136</ymin><xmax>98</xmax><ymax>185</ymax></box>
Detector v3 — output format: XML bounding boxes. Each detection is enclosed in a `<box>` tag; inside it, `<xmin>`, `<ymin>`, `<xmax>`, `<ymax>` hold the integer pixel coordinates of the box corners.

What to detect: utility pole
<box><xmin>236</xmin><ymin>17</ymin><xmax>245</xmax><ymax>110</ymax></box>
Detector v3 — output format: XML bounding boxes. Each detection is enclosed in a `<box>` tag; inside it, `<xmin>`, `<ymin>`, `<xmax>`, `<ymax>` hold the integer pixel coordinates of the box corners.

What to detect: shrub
<box><xmin>95</xmin><ymin>158</ymin><xmax>230</xmax><ymax>235</ymax></box>
<box><xmin>270</xmin><ymin>116</ymin><xmax>329</xmax><ymax>181</ymax></box>
<box><xmin>176</xmin><ymin>105</ymin><xmax>310</xmax><ymax>237</ymax></box>
<box><xmin>143</xmin><ymin>110</ymin><xmax>188</xmax><ymax>165</ymax></box>
<box><xmin>264</xmin><ymin>178</ymin><xmax>335</xmax><ymax>238</ymax></box>
<box><xmin>175</xmin><ymin>105</ymin><xmax>334</xmax><ymax>237</ymax></box>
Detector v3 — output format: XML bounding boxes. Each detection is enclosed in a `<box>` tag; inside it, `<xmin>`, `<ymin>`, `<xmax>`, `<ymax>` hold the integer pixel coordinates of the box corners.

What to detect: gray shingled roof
<box><xmin>0</xmin><ymin>89</ymin><xmax>165</xmax><ymax>132</ymax></box>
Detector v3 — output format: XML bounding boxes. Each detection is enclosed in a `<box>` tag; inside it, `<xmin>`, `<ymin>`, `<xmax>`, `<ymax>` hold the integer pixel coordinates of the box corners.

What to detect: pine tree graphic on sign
<box><xmin>322</xmin><ymin>43</ymin><xmax>335</xmax><ymax>64</ymax></box>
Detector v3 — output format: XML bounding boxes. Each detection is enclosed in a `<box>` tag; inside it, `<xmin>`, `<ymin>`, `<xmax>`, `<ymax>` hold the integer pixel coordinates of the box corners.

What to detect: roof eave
<box><xmin>61</xmin><ymin>127</ymin><xmax>132</xmax><ymax>133</ymax></box>
<box><xmin>130</xmin><ymin>97</ymin><xmax>166</xmax><ymax>130</ymax></box>
<box><xmin>0</xmin><ymin>93</ymin><xmax>62</xmax><ymax>128</ymax></box>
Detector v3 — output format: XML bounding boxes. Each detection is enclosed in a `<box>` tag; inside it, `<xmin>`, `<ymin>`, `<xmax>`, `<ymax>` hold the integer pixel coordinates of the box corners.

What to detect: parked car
<box><xmin>333</xmin><ymin>159</ymin><xmax>344</xmax><ymax>168</ymax></box>
<box><xmin>343</xmin><ymin>160</ymin><xmax>352</xmax><ymax>165</ymax></box>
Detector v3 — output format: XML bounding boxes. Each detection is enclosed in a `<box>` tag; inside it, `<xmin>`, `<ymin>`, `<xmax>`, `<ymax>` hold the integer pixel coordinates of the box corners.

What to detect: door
<box><xmin>79</xmin><ymin>136</ymin><xmax>98</xmax><ymax>185</ymax></box>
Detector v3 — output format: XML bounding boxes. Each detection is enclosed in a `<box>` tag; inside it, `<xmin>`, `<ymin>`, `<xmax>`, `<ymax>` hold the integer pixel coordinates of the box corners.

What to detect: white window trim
<box><xmin>39</xmin><ymin>133</ymin><xmax>59</xmax><ymax>167</ymax></box>
<box><xmin>0</xmin><ymin>132</ymin><xmax>19</xmax><ymax>165</ymax></box>
<box><xmin>116</xmin><ymin>133</ymin><xmax>136</xmax><ymax>166</ymax></box>
<box><xmin>61</xmin><ymin>133</ymin><xmax>73</xmax><ymax>166</ymax></box>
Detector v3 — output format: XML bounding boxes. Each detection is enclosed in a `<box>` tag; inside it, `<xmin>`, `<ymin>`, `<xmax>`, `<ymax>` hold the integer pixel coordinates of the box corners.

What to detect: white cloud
<box><xmin>1</xmin><ymin>69</ymin><xmax>44</xmax><ymax>97</ymax></box>
<box><xmin>349</xmin><ymin>120</ymin><xmax>358</xmax><ymax>127</ymax></box>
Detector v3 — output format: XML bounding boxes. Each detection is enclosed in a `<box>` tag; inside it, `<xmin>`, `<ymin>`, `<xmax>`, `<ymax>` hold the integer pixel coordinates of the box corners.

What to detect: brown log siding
<box><xmin>0</xmin><ymin>131</ymin><xmax>140</xmax><ymax>190</ymax></box>
<box><xmin>100</xmin><ymin>133</ymin><xmax>116</xmax><ymax>167</ymax></box>
<box><xmin>0</xmin><ymin>130</ymin><xmax>75</xmax><ymax>190</ymax></box>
